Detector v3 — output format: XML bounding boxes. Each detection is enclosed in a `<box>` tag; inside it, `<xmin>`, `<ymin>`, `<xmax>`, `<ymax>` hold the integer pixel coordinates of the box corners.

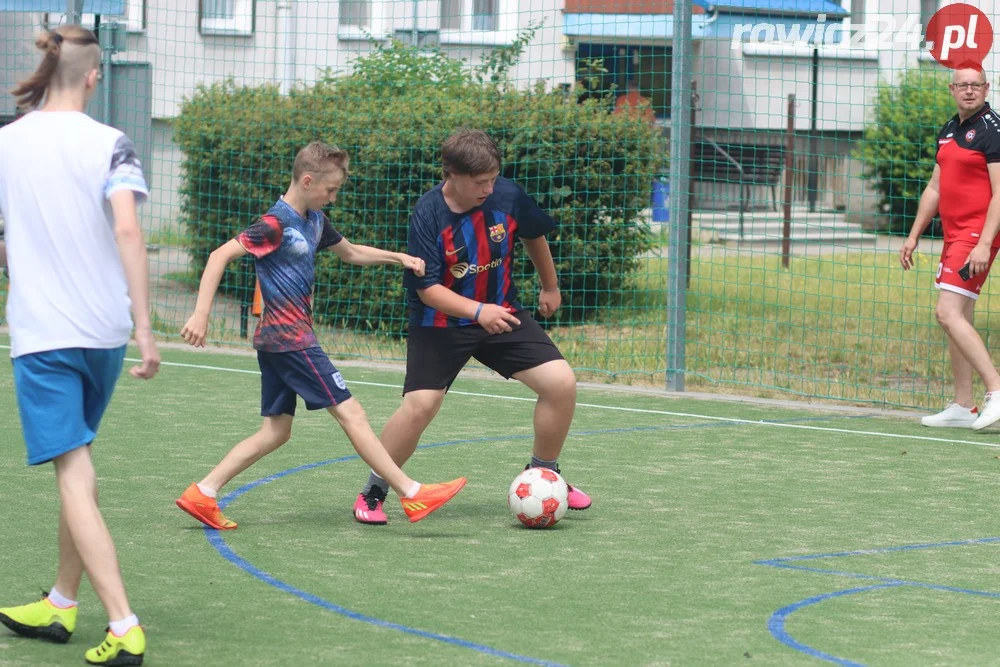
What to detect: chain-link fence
<box><xmin>0</xmin><ymin>0</ymin><xmax>988</xmax><ymax>409</ymax></box>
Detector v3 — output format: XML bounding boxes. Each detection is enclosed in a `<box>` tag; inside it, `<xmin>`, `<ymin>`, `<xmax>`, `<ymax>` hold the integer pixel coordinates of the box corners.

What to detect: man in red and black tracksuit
<box><xmin>901</xmin><ymin>66</ymin><xmax>1000</xmax><ymax>431</ymax></box>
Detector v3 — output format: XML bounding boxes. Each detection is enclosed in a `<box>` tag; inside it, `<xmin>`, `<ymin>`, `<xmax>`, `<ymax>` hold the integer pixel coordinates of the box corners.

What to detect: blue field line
<box><xmin>757</xmin><ymin>536</ymin><xmax>1000</xmax><ymax>665</ymax></box>
<box><xmin>757</xmin><ymin>536</ymin><xmax>1000</xmax><ymax>565</ymax></box>
<box><xmin>202</xmin><ymin>414</ymin><xmax>883</xmax><ymax>664</ymax></box>
<box><xmin>203</xmin><ymin>416</ymin><xmax>868</xmax><ymax>665</ymax></box>
<box><xmin>207</xmin><ymin>432</ymin><xmax>579</xmax><ymax>666</ymax></box>
<box><xmin>767</xmin><ymin>583</ymin><xmax>904</xmax><ymax>667</ymax></box>
<box><xmin>204</xmin><ymin>530</ymin><xmax>567</xmax><ymax>666</ymax></box>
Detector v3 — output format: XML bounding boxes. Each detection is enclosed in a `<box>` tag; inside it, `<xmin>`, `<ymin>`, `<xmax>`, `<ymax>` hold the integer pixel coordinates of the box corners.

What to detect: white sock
<box><xmin>109</xmin><ymin>614</ymin><xmax>139</xmax><ymax>637</ymax></box>
<box><xmin>47</xmin><ymin>588</ymin><xmax>76</xmax><ymax>609</ymax></box>
<box><xmin>196</xmin><ymin>483</ymin><xmax>217</xmax><ymax>498</ymax></box>
<box><xmin>404</xmin><ymin>481</ymin><xmax>421</xmax><ymax>498</ymax></box>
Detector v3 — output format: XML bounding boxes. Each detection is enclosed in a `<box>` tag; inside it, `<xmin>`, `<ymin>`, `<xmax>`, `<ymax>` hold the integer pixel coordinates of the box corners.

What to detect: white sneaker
<box><xmin>921</xmin><ymin>403</ymin><xmax>978</xmax><ymax>428</ymax></box>
<box><xmin>972</xmin><ymin>392</ymin><xmax>1000</xmax><ymax>431</ymax></box>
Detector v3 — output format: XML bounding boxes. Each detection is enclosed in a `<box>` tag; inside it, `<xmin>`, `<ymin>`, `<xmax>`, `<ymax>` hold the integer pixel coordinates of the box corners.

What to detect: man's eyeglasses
<box><xmin>953</xmin><ymin>82</ymin><xmax>987</xmax><ymax>91</ymax></box>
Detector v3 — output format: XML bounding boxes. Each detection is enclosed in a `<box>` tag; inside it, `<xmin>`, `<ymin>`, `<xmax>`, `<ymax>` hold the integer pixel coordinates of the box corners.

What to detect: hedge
<box><xmin>854</xmin><ymin>69</ymin><xmax>954</xmax><ymax>235</ymax></box>
<box><xmin>173</xmin><ymin>40</ymin><xmax>665</xmax><ymax>333</ymax></box>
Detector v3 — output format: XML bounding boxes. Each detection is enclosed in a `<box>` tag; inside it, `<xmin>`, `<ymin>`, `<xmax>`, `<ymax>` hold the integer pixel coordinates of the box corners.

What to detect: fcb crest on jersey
<box><xmin>967</xmin><ymin>129</ymin><xmax>977</xmax><ymax>141</ymax></box>
<box><xmin>490</xmin><ymin>222</ymin><xmax>507</xmax><ymax>243</ymax></box>
<box><xmin>489</xmin><ymin>222</ymin><xmax>507</xmax><ymax>243</ymax></box>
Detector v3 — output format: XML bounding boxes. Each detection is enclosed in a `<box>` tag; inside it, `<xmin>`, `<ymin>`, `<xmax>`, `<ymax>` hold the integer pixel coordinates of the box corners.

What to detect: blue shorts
<box><xmin>257</xmin><ymin>347</ymin><xmax>353</xmax><ymax>416</ymax></box>
<box><xmin>12</xmin><ymin>346</ymin><xmax>127</xmax><ymax>466</ymax></box>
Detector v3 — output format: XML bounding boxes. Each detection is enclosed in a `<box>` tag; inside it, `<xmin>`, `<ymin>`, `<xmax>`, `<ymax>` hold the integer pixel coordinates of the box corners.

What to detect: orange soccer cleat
<box><xmin>175</xmin><ymin>483</ymin><xmax>237</xmax><ymax>530</ymax></box>
<box><xmin>400</xmin><ymin>478</ymin><xmax>467</xmax><ymax>523</ymax></box>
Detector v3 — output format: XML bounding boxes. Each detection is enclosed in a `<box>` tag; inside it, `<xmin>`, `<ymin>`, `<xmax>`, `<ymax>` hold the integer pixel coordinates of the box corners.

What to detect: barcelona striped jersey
<box><xmin>405</xmin><ymin>177</ymin><xmax>556</xmax><ymax>327</ymax></box>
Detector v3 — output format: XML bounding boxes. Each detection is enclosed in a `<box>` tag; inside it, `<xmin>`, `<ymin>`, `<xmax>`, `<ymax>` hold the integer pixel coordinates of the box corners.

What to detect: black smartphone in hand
<box><xmin>959</xmin><ymin>263</ymin><xmax>972</xmax><ymax>281</ymax></box>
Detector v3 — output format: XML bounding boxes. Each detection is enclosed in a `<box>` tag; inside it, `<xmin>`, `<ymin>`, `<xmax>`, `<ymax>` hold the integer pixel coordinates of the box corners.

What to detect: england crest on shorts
<box><xmin>331</xmin><ymin>372</ymin><xmax>347</xmax><ymax>390</ymax></box>
<box><xmin>489</xmin><ymin>222</ymin><xmax>506</xmax><ymax>243</ymax></box>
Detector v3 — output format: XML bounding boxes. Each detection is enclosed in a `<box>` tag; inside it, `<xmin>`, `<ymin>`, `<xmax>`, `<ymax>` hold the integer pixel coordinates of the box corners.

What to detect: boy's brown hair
<box><xmin>292</xmin><ymin>142</ymin><xmax>350</xmax><ymax>182</ymax></box>
<box><xmin>11</xmin><ymin>26</ymin><xmax>100</xmax><ymax>111</ymax></box>
<box><xmin>441</xmin><ymin>129</ymin><xmax>501</xmax><ymax>178</ymax></box>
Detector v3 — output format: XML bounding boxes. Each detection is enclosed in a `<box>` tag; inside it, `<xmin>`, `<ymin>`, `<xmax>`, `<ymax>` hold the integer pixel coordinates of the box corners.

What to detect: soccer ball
<box><xmin>507</xmin><ymin>467</ymin><xmax>569</xmax><ymax>528</ymax></box>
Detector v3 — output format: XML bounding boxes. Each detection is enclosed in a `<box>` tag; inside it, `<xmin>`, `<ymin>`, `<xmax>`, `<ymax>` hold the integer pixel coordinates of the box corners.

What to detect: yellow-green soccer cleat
<box><xmin>0</xmin><ymin>595</ymin><xmax>77</xmax><ymax>643</ymax></box>
<box><xmin>84</xmin><ymin>625</ymin><xmax>145</xmax><ymax>666</ymax></box>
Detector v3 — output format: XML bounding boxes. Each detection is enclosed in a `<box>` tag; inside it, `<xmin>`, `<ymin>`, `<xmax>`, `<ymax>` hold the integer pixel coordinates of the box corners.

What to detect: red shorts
<box><xmin>935</xmin><ymin>240</ymin><xmax>1000</xmax><ymax>299</ymax></box>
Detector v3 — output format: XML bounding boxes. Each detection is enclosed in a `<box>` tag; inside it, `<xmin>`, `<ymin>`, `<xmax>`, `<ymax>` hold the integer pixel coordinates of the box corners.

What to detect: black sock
<box><xmin>362</xmin><ymin>472</ymin><xmax>390</xmax><ymax>497</ymax></box>
<box><xmin>530</xmin><ymin>456</ymin><xmax>558</xmax><ymax>471</ymax></box>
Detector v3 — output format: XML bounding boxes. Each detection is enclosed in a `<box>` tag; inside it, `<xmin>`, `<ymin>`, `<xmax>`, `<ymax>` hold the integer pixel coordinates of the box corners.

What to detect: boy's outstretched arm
<box><xmin>328</xmin><ymin>238</ymin><xmax>425</xmax><ymax>276</ymax></box>
<box><xmin>181</xmin><ymin>239</ymin><xmax>248</xmax><ymax>347</ymax></box>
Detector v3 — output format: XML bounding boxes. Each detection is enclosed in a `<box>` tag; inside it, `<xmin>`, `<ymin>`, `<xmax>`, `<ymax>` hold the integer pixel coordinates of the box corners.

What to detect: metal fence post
<box><xmin>66</xmin><ymin>0</ymin><xmax>84</xmax><ymax>24</ymax></box>
<box><xmin>666</xmin><ymin>0</ymin><xmax>693</xmax><ymax>392</ymax></box>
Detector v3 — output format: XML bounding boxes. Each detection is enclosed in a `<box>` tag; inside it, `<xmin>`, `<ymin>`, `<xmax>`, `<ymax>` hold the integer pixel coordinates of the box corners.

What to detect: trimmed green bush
<box><xmin>854</xmin><ymin>68</ymin><xmax>954</xmax><ymax>235</ymax></box>
<box><xmin>173</xmin><ymin>39</ymin><xmax>663</xmax><ymax>333</ymax></box>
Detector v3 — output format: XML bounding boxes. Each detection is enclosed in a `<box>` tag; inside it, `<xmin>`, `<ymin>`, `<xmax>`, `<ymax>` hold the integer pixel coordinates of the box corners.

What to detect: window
<box><xmin>439</xmin><ymin>0</ymin><xmax>515</xmax><ymax>44</ymax></box>
<box><xmin>339</xmin><ymin>0</ymin><xmax>370</xmax><ymax>28</ymax></box>
<box><xmin>200</xmin><ymin>0</ymin><xmax>255</xmax><ymax>36</ymax></box>
<box><xmin>441</xmin><ymin>0</ymin><xmax>461</xmax><ymax>30</ymax></box>
<box><xmin>338</xmin><ymin>0</ymin><xmax>513</xmax><ymax>44</ymax></box>
<box><xmin>472</xmin><ymin>0</ymin><xmax>497</xmax><ymax>31</ymax></box>
<box><xmin>338</xmin><ymin>0</ymin><xmax>386</xmax><ymax>38</ymax></box>
<box><xmin>47</xmin><ymin>0</ymin><xmax>144</xmax><ymax>33</ymax></box>
<box><xmin>576</xmin><ymin>44</ymin><xmax>672</xmax><ymax>118</ymax></box>
<box><xmin>441</xmin><ymin>0</ymin><xmax>501</xmax><ymax>33</ymax></box>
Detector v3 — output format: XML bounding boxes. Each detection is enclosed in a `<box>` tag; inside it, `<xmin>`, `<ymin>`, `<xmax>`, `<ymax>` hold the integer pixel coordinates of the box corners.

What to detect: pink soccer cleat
<box><xmin>566</xmin><ymin>483</ymin><xmax>592</xmax><ymax>510</ymax></box>
<box><xmin>525</xmin><ymin>464</ymin><xmax>591</xmax><ymax>510</ymax></box>
<box><xmin>353</xmin><ymin>487</ymin><xmax>388</xmax><ymax>525</ymax></box>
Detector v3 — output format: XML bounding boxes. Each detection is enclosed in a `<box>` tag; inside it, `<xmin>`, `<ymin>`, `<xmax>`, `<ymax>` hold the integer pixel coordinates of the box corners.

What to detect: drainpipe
<box><xmin>102</xmin><ymin>20</ymin><xmax>113</xmax><ymax>124</ymax></box>
<box><xmin>66</xmin><ymin>0</ymin><xmax>83</xmax><ymax>24</ymax></box>
<box><xmin>275</xmin><ymin>0</ymin><xmax>296</xmax><ymax>94</ymax></box>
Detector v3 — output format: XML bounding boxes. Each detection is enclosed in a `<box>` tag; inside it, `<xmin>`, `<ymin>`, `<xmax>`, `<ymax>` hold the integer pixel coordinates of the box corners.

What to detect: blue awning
<box><xmin>0</xmin><ymin>1</ymin><xmax>124</xmax><ymax>12</ymax></box>
<box><xmin>693</xmin><ymin>0</ymin><xmax>848</xmax><ymax>16</ymax></box>
<box><xmin>563</xmin><ymin>13</ymin><xmax>710</xmax><ymax>39</ymax></box>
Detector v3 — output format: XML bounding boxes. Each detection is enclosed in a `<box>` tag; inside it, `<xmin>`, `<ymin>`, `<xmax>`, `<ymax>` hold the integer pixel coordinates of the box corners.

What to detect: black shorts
<box><xmin>403</xmin><ymin>311</ymin><xmax>564</xmax><ymax>393</ymax></box>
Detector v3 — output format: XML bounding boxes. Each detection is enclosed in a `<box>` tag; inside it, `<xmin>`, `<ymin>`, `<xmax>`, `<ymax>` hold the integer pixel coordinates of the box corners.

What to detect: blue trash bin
<box><xmin>652</xmin><ymin>179</ymin><xmax>670</xmax><ymax>223</ymax></box>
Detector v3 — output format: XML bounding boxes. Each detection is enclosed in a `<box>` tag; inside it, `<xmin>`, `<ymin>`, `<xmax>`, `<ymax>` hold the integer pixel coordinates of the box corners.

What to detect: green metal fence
<box><xmin>0</xmin><ymin>0</ymin><xmax>987</xmax><ymax>410</ymax></box>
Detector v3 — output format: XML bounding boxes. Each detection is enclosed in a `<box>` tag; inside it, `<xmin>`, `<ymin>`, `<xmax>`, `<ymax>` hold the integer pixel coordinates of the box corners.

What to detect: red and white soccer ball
<box><xmin>507</xmin><ymin>467</ymin><xmax>569</xmax><ymax>528</ymax></box>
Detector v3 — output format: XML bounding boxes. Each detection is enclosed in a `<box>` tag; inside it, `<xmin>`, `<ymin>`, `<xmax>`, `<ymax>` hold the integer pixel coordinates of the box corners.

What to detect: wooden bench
<box><xmin>691</xmin><ymin>140</ymin><xmax>787</xmax><ymax>237</ymax></box>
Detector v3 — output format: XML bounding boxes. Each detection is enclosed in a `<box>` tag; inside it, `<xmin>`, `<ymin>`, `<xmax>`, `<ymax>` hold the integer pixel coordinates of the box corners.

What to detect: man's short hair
<box><xmin>441</xmin><ymin>129</ymin><xmax>501</xmax><ymax>178</ymax></box>
<box><xmin>952</xmin><ymin>64</ymin><xmax>988</xmax><ymax>82</ymax></box>
<box><xmin>292</xmin><ymin>142</ymin><xmax>350</xmax><ymax>182</ymax></box>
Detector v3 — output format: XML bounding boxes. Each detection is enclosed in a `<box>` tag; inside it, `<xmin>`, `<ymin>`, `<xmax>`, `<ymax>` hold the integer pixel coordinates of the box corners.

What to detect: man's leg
<box><xmin>936</xmin><ymin>289</ymin><xmax>1000</xmax><ymax>430</ymax></box>
<box><xmin>936</xmin><ymin>290</ymin><xmax>1000</xmax><ymax>396</ymax></box>
<box><xmin>52</xmin><ymin>446</ymin><xmax>131</xmax><ymax>621</ymax></box>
